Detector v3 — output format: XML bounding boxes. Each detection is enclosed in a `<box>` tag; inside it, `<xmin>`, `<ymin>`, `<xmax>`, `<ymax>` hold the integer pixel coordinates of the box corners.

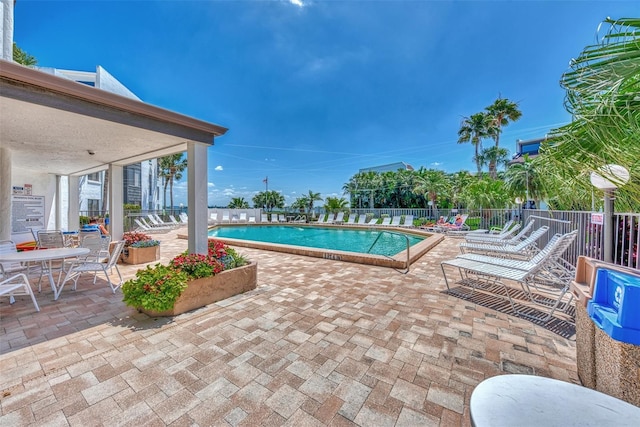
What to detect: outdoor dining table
<box><xmin>0</xmin><ymin>247</ymin><xmax>90</xmax><ymax>300</ymax></box>
<box><xmin>470</xmin><ymin>374</ymin><xmax>640</xmax><ymax>427</ymax></box>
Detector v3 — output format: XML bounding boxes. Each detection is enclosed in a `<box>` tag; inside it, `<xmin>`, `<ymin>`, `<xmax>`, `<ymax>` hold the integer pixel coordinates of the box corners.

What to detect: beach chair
<box><xmin>278</xmin><ymin>214</ymin><xmax>287</xmax><ymax>223</ymax></box>
<box><xmin>169</xmin><ymin>215</ymin><xmax>181</xmax><ymax>226</ymax></box>
<box><xmin>209</xmin><ymin>213</ymin><xmax>219</xmax><ymax>224</ymax></box>
<box><xmin>441</xmin><ymin>230</ymin><xmax>578</xmax><ymax>322</ymax></box>
<box><xmin>459</xmin><ymin>225</ymin><xmax>549</xmax><ymax>258</ymax></box>
<box><xmin>389</xmin><ymin>216</ymin><xmax>402</xmax><ymax>226</ymax></box>
<box><xmin>489</xmin><ymin>219</ymin><xmax>515</xmax><ymax>234</ymax></box>
<box><xmin>379</xmin><ymin>217</ymin><xmax>391</xmax><ymax>226</ymax></box>
<box><xmin>344</xmin><ymin>215</ymin><xmax>357</xmax><ymax>225</ymax></box>
<box><xmin>366</xmin><ymin>218</ymin><xmax>378</xmax><ymax>226</ymax></box>
<box><xmin>261</xmin><ymin>214</ymin><xmax>269</xmax><ymax>223</ymax></box>
<box><xmin>231</xmin><ymin>214</ymin><xmax>240</xmax><ymax>223</ymax></box>
<box><xmin>317</xmin><ymin>215</ymin><xmax>328</xmax><ymax>224</ymax></box>
<box><xmin>239</xmin><ymin>212</ymin><xmax>247</xmax><ymax>223</ymax></box>
<box><xmin>270</xmin><ymin>214</ymin><xmax>279</xmax><ymax>223</ymax></box>
<box><xmin>464</xmin><ymin>219</ymin><xmax>534</xmax><ymax>244</ymax></box>
<box><xmin>222</xmin><ymin>211</ymin><xmax>231</xmax><ymax>223</ymax></box>
<box><xmin>333</xmin><ymin>212</ymin><xmax>344</xmax><ymax>224</ymax></box>
<box><xmin>248</xmin><ymin>215</ymin><xmax>256</xmax><ymax>224</ymax></box>
<box><xmin>400</xmin><ymin>215</ymin><xmax>414</xmax><ymax>228</ymax></box>
<box><xmin>179</xmin><ymin>213</ymin><xmax>188</xmax><ymax>224</ymax></box>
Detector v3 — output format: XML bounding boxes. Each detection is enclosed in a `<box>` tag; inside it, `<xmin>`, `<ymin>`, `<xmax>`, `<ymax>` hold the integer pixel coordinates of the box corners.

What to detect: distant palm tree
<box><xmin>324</xmin><ymin>197</ymin><xmax>349</xmax><ymax>213</ymax></box>
<box><xmin>477</xmin><ymin>146</ymin><xmax>510</xmax><ymax>179</ymax></box>
<box><xmin>228</xmin><ymin>197</ymin><xmax>249</xmax><ymax>209</ymax></box>
<box><xmin>458</xmin><ymin>112</ymin><xmax>493</xmax><ymax>177</ymax></box>
<box><xmin>305</xmin><ymin>190</ymin><xmax>323</xmax><ymax>215</ymax></box>
<box><xmin>413</xmin><ymin>169</ymin><xmax>450</xmax><ymax>216</ymax></box>
<box><xmin>159</xmin><ymin>154</ymin><xmax>188</xmax><ymax>211</ymax></box>
<box><xmin>485</xmin><ymin>97</ymin><xmax>522</xmax><ymax>177</ymax></box>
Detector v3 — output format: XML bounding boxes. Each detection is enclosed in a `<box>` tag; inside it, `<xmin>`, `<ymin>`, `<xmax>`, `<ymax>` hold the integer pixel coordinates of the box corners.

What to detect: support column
<box><xmin>187</xmin><ymin>142</ymin><xmax>209</xmax><ymax>255</ymax></box>
<box><xmin>109</xmin><ymin>164</ymin><xmax>124</xmax><ymax>240</ymax></box>
<box><xmin>0</xmin><ymin>147</ymin><xmax>12</xmax><ymax>240</ymax></box>
<box><xmin>68</xmin><ymin>176</ymin><xmax>80</xmax><ymax>231</ymax></box>
<box><xmin>603</xmin><ymin>190</ymin><xmax>615</xmax><ymax>263</ymax></box>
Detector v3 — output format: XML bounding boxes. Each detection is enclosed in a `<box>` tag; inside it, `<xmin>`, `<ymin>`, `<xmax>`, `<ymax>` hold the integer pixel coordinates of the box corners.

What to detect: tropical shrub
<box><xmin>122</xmin><ymin>240</ymin><xmax>248</xmax><ymax>311</ymax></box>
<box><xmin>123</xmin><ymin>231</ymin><xmax>160</xmax><ymax>248</ymax></box>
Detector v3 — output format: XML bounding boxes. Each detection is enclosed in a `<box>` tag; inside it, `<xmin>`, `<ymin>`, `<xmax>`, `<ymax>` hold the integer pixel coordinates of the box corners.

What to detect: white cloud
<box><xmin>289</xmin><ymin>0</ymin><xmax>304</xmax><ymax>7</ymax></box>
<box><xmin>215</xmin><ymin>165</ymin><xmax>223</xmax><ymax>171</ymax></box>
<box><xmin>208</xmin><ymin>182</ymin><xmax>215</xmax><ymax>188</ymax></box>
<box><xmin>431</xmin><ymin>162</ymin><xmax>442</xmax><ymax>167</ymax></box>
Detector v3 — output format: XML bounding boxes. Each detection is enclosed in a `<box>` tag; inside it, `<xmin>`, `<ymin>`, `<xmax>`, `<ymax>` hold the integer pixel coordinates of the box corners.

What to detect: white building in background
<box><xmin>37</xmin><ymin>66</ymin><xmax>163</xmax><ymax>215</ymax></box>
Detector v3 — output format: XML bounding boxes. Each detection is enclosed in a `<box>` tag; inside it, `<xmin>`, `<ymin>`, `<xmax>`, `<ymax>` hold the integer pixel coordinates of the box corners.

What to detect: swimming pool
<box><xmin>206</xmin><ymin>224</ymin><xmax>443</xmax><ymax>269</ymax></box>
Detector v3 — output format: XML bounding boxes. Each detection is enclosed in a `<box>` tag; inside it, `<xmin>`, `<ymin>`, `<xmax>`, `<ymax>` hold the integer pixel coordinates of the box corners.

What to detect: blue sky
<box><xmin>14</xmin><ymin>1</ymin><xmax>638</xmax><ymax>207</ymax></box>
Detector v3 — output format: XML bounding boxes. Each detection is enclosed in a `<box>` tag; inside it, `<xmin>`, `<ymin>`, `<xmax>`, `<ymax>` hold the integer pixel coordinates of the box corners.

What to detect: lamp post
<box><xmin>590</xmin><ymin>164</ymin><xmax>630</xmax><ymax>263</ymax></box>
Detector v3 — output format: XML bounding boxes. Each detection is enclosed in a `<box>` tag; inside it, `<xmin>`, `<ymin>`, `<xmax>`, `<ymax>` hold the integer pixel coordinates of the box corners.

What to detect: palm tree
<box><xmin>13</xmin><ymin>43</ymin><xmax>37</xmax><ymax>66</ymax></box>
<box><xmin>477</xmin><ymin>146</ymin><xmax>510</xmax><ymax>179</ymax></box>
<box><xmin>228</xmin><ymin>197</ymin><xmax>249</xmax><ymax>209</ymax></box>
<box><xmin>504</xmin><ymin>154</ymin><xmax>546</xmax><ymax>206</ymax></box>
<box><xmin>252</xmin><ymin>190</ymin><xmax>285</xmax><ymax>211</ymax></box>
<box><xmin>324</xmin><ymin>197</ymin><xmax>349</xmax><ymax>213</ymax></box>
<box><xmin>413</xmin><ymin>169</ymin><xmax>450</xmax><ymax>217</ymax></box>
<box><xmin>159</xmin><ymin>153</ymin><xmax>188</xmax><ymax>212</ymax></box>
<box><xmin>460</xmin><ymin>177</ymin><xmax>511</xmax><ymax>210</ymax></box>
<box><xmin>545</xmin><ymin>17</ymin><xmax>639</xmax><ymax>209</ymax></box>
<box><xmin>448</xmin><ymin>170</ymin><xmax>474</xmax><ymax>209</ymax></box>
<box><xmin>458</xmin><ymin>112</ymin><xmax>493</xmax><ymax>176</ymax></box>
<box><xmin>305</xmin><ymin>190</ymin><xmax>323</xmax><ymax>215</ymax></box>
<box><xmin>485</xmin><ymin>97</ymin><xmax>522</xmax><ymax>177</ymax></box>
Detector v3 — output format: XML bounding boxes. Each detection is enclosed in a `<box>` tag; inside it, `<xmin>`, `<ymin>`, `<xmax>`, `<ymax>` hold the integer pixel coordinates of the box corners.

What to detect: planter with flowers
<box><xmin>122</xmin><ymin>240</ymin><xmax>256</xmax><ymax>316</ymax></box>
<box><xmin>121</xmin><ymin>231</ymin><xmax>161</xmax><ymax>264</ymax></box>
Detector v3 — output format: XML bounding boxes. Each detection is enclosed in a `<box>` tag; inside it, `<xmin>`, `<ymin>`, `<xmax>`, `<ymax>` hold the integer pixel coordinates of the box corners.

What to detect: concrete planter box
<box><xmin>140</xmin><ymin>261</ymin><xmax>257</xmax><ymax>317</ymax></box>
<box><xmin>121</xmin><ymin>245</ymin><xmax>160</xmax><ymax>264</ymax></box>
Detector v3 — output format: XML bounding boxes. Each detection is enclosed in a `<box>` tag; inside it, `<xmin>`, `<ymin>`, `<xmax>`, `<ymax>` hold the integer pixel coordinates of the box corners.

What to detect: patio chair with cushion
<box><xmin>58</xmin><ymin>240</ymin><xmax>126</xmax><ymax>298</ymax></box>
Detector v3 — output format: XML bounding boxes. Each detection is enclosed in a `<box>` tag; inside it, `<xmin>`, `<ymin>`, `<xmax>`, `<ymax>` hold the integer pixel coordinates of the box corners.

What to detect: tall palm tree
<box><xmin>305</xmin><ymin>190</ymin><xmax>323</xmax><ymax>215</ymax></box>
<box><xmin>413</xmin><ymin>169</ymin><xmax>450</xmax><ymax>216</ymax></box>
<box><xmin>159</xmin><ymin>154</ymin><xmax>188</xmax><ymax>211</ymax></box>
<box><xmin>504</xmin><ymin>154</ymin><xmax>546</xmax><ymax>205</ymax></box>
<box><xmin>324</xmin><ymin>197</ymin><xmax>349</xmax><ymax>213</ymax></box>
<box><xmin>485</xmin><ymin>97</ymin><xmax>522</xmax><ymax>149</ymax></box>
<box><xmin>477</xmin><ymin>146</ymin><xmax>510</xmax><ymax>179</ymax></box>
<box><xmin>458</xmin><ymin>112</ymin><xmax>493</xmax><ymax>176</ymax></box>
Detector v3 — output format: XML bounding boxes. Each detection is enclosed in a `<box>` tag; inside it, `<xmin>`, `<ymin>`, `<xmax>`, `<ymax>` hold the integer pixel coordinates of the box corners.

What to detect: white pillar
<box><xmin>0</xmin><ymin>147</ymin><xmax>12</xmax><ymax>240</ymax></box>
<box><xmin>1</xmin><ymin>0</ymin><xmax>14</xmax><ymax>61</ymax></box>
<box><xmin>68</xmin><ymin>176</ymin><xmax>80</xmax><ymax>231</ymax></box>
<box><xmin>109</xmin><ymin>164</ymin><xmax>124</xmax><ymax>240</ymax></box>
<box><xmin>187</xmin><ymin>142</ymin><xmax>209</xmax><ymax>255</ymax></box>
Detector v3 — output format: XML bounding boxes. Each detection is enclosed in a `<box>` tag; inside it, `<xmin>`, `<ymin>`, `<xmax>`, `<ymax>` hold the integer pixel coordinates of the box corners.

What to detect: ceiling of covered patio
<box><xmin>0</xmin><ymin>60</ymin><xmax>227</xmax><ymax>176</ymax></box>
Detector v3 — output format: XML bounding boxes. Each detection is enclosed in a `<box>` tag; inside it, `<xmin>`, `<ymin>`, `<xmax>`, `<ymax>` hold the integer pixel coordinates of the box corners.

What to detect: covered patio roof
<box><xmin>0</xmin><ymin>60</ymin><xmax>227</xmax><ymax>175</ymax></box>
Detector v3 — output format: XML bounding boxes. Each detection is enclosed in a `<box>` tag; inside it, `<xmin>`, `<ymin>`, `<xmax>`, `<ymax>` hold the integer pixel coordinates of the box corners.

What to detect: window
<box><xmin>87</xmin><ymin>172</ymin><xmax>101</xmax><ymax>182</ymax></box>
<box><xmin>88</xmin><ymin>199</ymin><xmax>100</xmax><ymax>215</ymax></box>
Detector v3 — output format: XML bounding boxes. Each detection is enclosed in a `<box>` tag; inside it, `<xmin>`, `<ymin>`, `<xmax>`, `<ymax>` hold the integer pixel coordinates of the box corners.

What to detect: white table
<box><xmin>0</xmin><ymin>248</ymin><xmax>90</xmax><ymax>300</ymax></box>
<box><xmin>470</xmin><ymin>374</ymin><xmax>640</xmax><ymax>427</ymax></box>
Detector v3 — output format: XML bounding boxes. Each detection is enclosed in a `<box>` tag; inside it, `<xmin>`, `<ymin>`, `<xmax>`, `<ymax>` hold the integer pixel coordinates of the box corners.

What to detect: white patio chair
<box><xmin>248</xmin><ymin>216</ymin><xmax>256</xmax><ymax>224</ymax></box>
<box><xmin>0</xmin><ymin>240</ymin><xmax>30</xmax><ymax>278</ymax></box>
<box><xmin>356</xmin><ymin>215</ymin><xmax>368</xmax><ymax>226</ymax></box>
<box><xmin>0</xmin><ymin>273</ymin><xmax>39</xmax><ymax>312</ymax></box>
<box><xmin>344</xmin><ymin>215</ymin><xmax>357</xmax><ymax>225</ymax></box>
<box><xmin>389</xmin><ymin>216</ymin><xmax>402</xmax><ymax>226</ymax></box>
<box><xmin>379</xmin><ymin>217</ymin><xmax>392</xmax><ymax>226</ymax></box>
<box><xmin>464</xmin><ymin>219</ymin><xmax>533</xmax><ymax>243</ymax></box>
<box><xmin>278</xmin><ymin>214</ymin><xmax>287</xmax><ymax>223</ymax></box>
<box><xmin>489</xmin><ymin>219</ymin><xmax>515</xmax><ymax>234</ymax></box>
<box><xmin>58</xmin><ymin>240</ymin><xmax>126</xmax><ymax>298</ymax></box>
<box><xmin>270</xmin><ymin>214</ymin><xmax>279</xmax><ymax>223</ymax></box>
<box><xmin>239</xmin><ymin>212</ymin><xmax>248</xmax><ymax>223</ymax></box>
<box><xmin>400</xmin><ymin>215</ymin><xmax>414</xmax><ymax>227</ymax></box>
<box><xmin>222</xmin><ymin>211</ymin><xmax>231</xmax><ymax>223</ymax></box>
<box><xmin>261</xmin><ymin>214</ymin><xmax>269</xmax><ymax>223</ymax></box>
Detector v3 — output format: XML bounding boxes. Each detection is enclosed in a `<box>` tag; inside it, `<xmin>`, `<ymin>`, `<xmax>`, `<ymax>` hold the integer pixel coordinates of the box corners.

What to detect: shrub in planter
<box><xmin>122</xmin><ymin>240</ymin><xmax>249</xmax><ymax>313</ymax></box>
<box><xmin>121</xmin><ymin>231</ymin><xmax>161</xmax><ymax>264</ymax></box>
<box><xmin>123</xmin><ymin>231</ymin><xmax>160</xmax><ymax>248</ymax></box>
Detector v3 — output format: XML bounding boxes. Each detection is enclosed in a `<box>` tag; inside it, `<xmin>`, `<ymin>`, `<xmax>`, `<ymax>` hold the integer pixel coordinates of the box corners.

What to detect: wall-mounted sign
<box><xmin>11</xmin><ymin>195</ymin><xmax>45</xmax><ymax>233</ymax></box>
<box><xmin>591</xmin><ymin>212</ymin><xmax>604</xmax><ymax>225</ymax></box>
<box><xmin>12</xmin><ymin>186</ymin><xmax>24</xmax><ymax>195</ymax></box>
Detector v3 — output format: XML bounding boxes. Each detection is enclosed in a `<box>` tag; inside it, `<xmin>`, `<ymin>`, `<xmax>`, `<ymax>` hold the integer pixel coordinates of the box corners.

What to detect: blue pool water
<box><xmin>208</xmin><ymin>225</ymin><xmax>424</xmax><ymax>257</ymax></box>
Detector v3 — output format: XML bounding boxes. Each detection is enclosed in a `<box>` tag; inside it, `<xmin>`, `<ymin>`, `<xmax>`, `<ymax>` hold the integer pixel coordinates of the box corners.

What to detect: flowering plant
<box><xmin>123</xmin><ymin>231</ymin><xmax>160</xmax><ymax>248</ymax></box>
<box><xmin>122</xmin><ymin>240</ymin><xmax>248</xmax><ymax>311</ymax></box>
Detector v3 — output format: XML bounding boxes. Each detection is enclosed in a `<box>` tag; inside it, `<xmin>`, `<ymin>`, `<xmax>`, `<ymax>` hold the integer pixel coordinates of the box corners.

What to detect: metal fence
<box><xmin>351</xmin><ymin>208</ymin><xmax>639</xmax><ymax>270</ymax></box>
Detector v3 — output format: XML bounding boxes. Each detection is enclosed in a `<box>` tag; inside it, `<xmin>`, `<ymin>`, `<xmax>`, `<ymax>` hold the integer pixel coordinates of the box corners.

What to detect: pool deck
<box><xmin>0</xmin><ymin>228</ymin><xmax>578</xmax><ymax>426</ymax></box>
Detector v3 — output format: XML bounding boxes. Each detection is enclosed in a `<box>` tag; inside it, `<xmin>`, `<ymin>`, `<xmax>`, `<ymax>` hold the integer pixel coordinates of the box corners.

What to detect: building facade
<box><xmin>37</xmin><ymin>66</ymin><xmax>163</xmax><ymax>215</ymax></box>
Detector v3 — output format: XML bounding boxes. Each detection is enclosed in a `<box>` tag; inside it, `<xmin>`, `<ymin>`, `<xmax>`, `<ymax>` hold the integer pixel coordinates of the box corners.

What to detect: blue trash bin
<box><xmin>587</xmin><ymin>268</ymin><xmax>640</xmax><ymax>345</ymax></box>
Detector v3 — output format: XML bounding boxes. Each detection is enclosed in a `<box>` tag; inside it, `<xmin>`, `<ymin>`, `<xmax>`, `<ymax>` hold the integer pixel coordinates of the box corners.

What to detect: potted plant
<box><xmin>121</xmin><ymin>231</ymin><xmax>161</xmax><ymax>264</ymax></box>
<box><xmin>122</xmin><ymin>240</ymin><xmax>256</xmax><ymax>316</ymax></box>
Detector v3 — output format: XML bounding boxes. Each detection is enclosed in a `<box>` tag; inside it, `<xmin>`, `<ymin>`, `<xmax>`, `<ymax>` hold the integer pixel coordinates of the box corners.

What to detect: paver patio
<box><xmin>0</xmin><ymin>229</ymin><xmax>578</xmax><ymax>426</ymax></box>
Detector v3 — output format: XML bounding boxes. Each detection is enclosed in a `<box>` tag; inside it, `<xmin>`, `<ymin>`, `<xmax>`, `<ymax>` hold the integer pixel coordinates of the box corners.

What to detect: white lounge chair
<box><xmin>441</xmin><ymin>230</ymin><xmax>578</xmax><ymax>322</ymax></box>
<box><xmin>366</xmin><ymin>218</ymin><xmax>378</xmax><ymax>226</ymax></box>
<box><xmin>270</xmin><ymin>214</ymin><xmax>279</xmax><ymax>223</ymax></box>
<box><xmin>400</xmin><ymin>215</ymin><xmax>414</xmax><ymax>227</ymax></box>
<box><xmin>248</xmin><ymin>215</ymin><xmax>256</xmax><ymax>224</ymax></box>
<box><xmin>464</xmin><ymin>219</ymin><xmax>534</xmax><ymax>244</ymax></box>
<box><xmin>459</xmin><ymin>225</ymin><xmax>550</xmax><ymax>258</ymax></box>
<box><xmin>222</xmin><ymin>211</ymin><xmax>231</xmax><ymax>223</ymax></box>
<box><xmin>239</xmin><ymin>212</ymin><xmax>247</xmax><ymax>223</ymax></box>
<box><xmin>231</xmin><ymin>214</ymin><xmax>240</xmax><ymax>223</ymax></box>
<box><xmin>489</xmin><ymin>219</ymin><xmax>515</xmax><ymax>234</ymax></box>
<box><xmin>379</xmin><ymin>217</ymin><xmax>391</xmax><ymax>226</ymax></box>
<box><xmin>278</xmin><ymin>214</ymin><xmax>287</xmax><ymax>223</ymax></box>
<box><xmin>356</xmin><ymin>215</ymin><xmax>368</xmax><ymax>226</ymax></box>
<box><xmin>317</xmin><ymin>215</ymin><xmax>328</xmax><ymax>224</ymax></box>
<box><xmin>261</xmin><ymin>214</ymin><xmax>269</xmax><ymax>223</ymax></box>
<box><xmin>209</xmin><ymin>213</ymin><xmax>219</xmax><ymax>224</ymax></box>
<box><xmin>169</xmin><ymin>215</ymin><xmax>183</xmax><ymax>226</ymax></box>
<box><xmin>134</xmin><ymin>219</ymin><xmax>170</xmax><ymax>234</ymax></box>
<box><xmin>344</xmin><ymin>215</ymin><xmax>356</xmax><ymax>225</ymax></box>
<box><xmin>389</xmin><ymin>216</ymin><xmax>402</xmax><ymax>226</ymax></box>
<box><xmin>333</xmin><ymin>212</ymin><xmax>344</xmax><ymax>224</ymax></box>
<box><xmin>179</xmin><ymin>213</ymin><xmax>188</xmax><ymax>224</ymax></box>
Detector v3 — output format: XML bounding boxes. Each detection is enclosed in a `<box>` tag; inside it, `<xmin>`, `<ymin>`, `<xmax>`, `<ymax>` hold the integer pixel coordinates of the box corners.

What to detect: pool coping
<box><xmin>179</xmin><ymin>224</ymin><xmax>444</xmax><ymax>269</ymax></box>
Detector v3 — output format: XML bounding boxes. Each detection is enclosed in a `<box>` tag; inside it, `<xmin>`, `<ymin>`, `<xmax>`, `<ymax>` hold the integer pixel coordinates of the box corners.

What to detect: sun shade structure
<box><xmin>0</xmin><ymin>59</ymin><xmax>227</xmax><ymax>254</ymax></box>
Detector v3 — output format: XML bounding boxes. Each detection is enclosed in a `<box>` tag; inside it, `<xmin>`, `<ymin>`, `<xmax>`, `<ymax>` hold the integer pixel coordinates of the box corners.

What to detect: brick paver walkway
<box><xmin>0</xmin><ymin>229</ymin><xmax>578</xmax><ymax>426</ymax></box>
